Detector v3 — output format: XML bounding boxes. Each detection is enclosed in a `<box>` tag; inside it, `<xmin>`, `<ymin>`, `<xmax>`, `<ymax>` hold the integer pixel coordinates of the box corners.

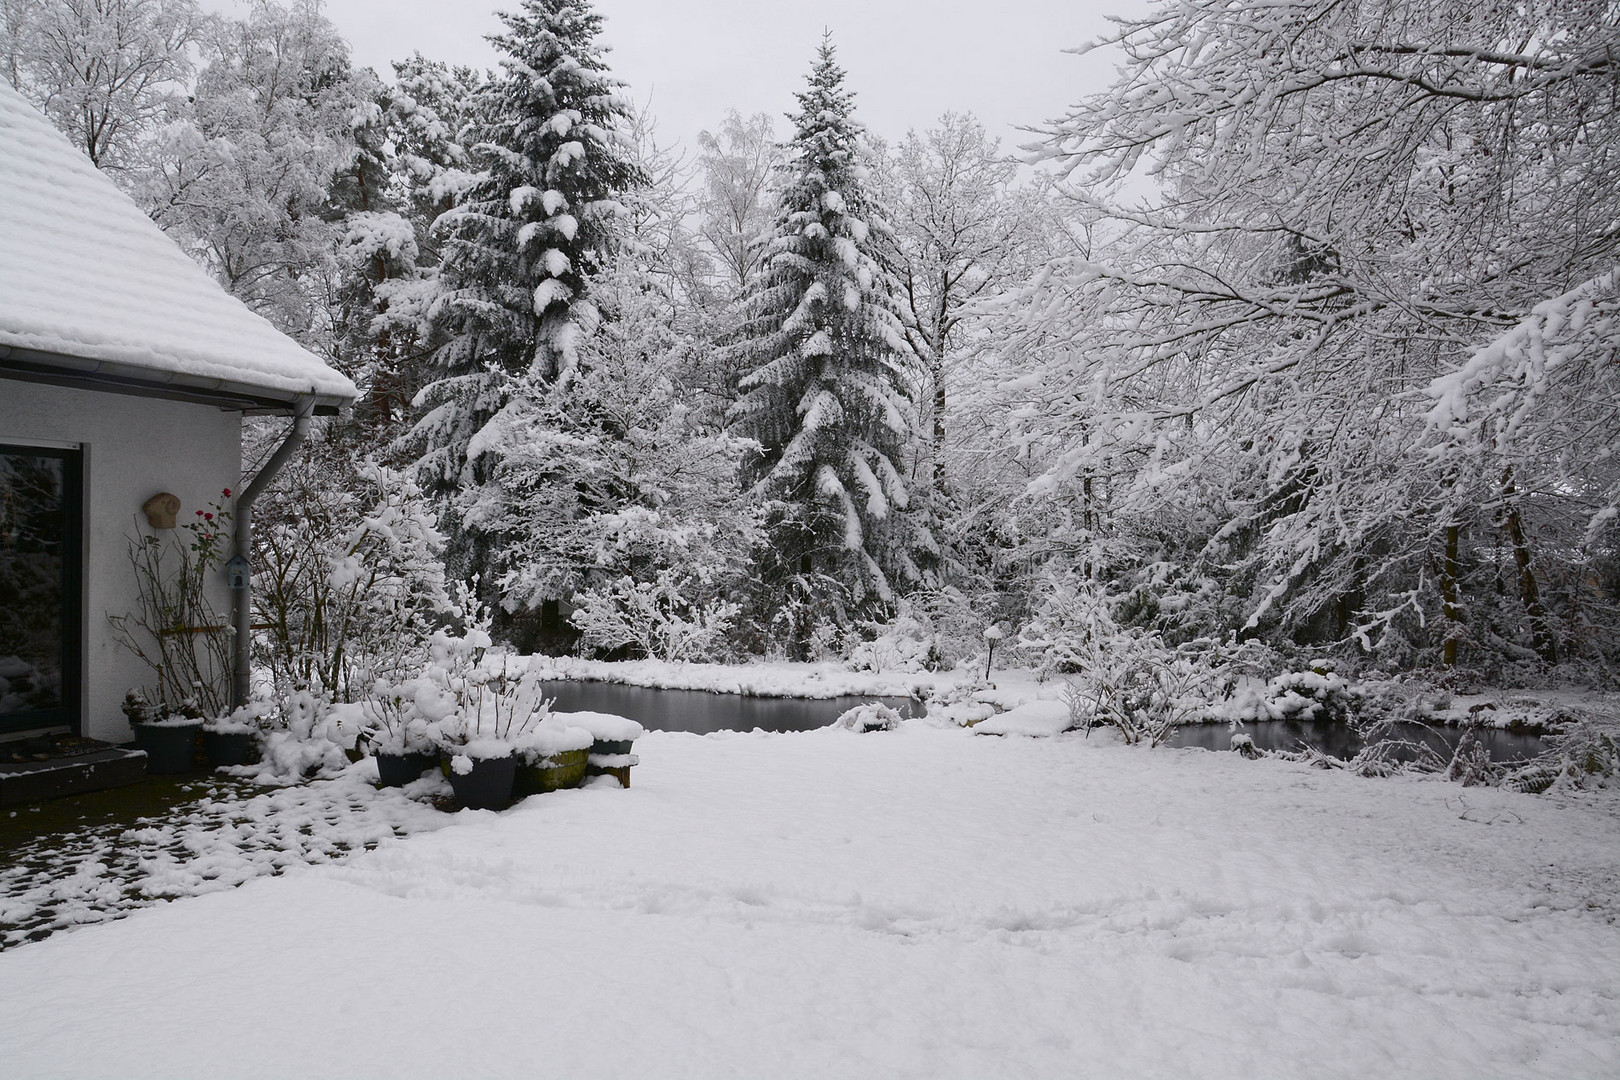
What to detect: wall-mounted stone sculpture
<box><xmin>142</xmin><ymin>492</ymin><xmax>181</xmax><ymax>529</ymax></box>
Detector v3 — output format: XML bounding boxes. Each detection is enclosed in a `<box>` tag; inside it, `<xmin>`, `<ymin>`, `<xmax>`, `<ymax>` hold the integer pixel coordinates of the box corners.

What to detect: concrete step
<box><xmin>0</xmin><ymin>748</ymin><xmax>149</xmax><ymax>808</ymax></box>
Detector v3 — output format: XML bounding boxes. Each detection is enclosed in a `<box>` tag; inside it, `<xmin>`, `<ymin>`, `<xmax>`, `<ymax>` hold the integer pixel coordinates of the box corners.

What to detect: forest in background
<box><xmin>4</xmin><ymin>0</ymin><xmax>1617</xmax><ymax>695</ymax></box>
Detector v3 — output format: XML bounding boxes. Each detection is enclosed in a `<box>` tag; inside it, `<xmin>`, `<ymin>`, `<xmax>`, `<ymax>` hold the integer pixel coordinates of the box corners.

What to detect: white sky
<box><xmin>213</xmin><ymin>0</ymin><xmax>1138</xmax><ymax>160</ymax></box>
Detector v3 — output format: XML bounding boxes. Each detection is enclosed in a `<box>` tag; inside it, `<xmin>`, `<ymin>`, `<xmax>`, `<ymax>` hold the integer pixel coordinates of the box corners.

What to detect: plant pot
<box><xmin>591</xmin><ymin>738</ymin><xmax>635</xmax><ymax>757</ymax></box>
<box><xmin>201</xmin><ymin>728</ymin><xmax>258</xmax><ymax>767</ymax></box>
<box><xmin>376</xmin><ymin>751</ymin><xmax>438</xmax><ymax>788</ymax></box>
<box><xmin>445</xmin><ymin>752</ymin><xmax>516</xmax><ymax>810</ymax></box>
<box><xmin>514</xmin><ymin>747</ymin><xmax>589</xmax><ymax>796</ymax></box>
<box><xmin>132</xmin><ymin>721</ymin><xmax>203</xmax><ymax>775</ymax></box>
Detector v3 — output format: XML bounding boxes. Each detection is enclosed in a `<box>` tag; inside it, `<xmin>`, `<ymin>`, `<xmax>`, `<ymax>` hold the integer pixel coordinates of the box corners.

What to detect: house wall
<box><xmin>1</xmin><ymin>381</ymin><xmax>241</xmax><ymax>742</ymax></box>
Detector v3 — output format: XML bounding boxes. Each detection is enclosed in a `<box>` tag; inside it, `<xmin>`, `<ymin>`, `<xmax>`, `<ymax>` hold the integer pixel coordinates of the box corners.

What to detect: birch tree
<box><xmin>0</xmin><ymin>0</ymin><xmax>209</xmax><ymax>171</ymax></box>
<box><xmin>879</xmin><ymin>112</ymin><xmax>1051</xmax><ymax>503</ymax></box>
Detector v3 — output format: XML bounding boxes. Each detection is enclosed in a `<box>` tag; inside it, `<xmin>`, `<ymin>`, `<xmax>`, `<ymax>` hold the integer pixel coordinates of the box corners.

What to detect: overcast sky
<box><xmin>214</xmin><ymin>0</ymin><xmax>1139</xmax><ymax>160</ymax></box>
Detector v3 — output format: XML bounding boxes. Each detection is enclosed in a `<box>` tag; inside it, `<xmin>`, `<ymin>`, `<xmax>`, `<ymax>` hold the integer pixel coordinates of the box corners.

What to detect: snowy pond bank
<box><xmin>534</xmin><ymin>664</ymin><xmax>1551</xmax><ymax>761</ymax></box>
<box><xmin>1166</xmin><ymin>717</ymin><xmax>1546</xmax><ymax>761</ymax></box>
<box><xmin>1</xmin><ymin>722</ymin><xmax>1616</xmax><ymax>1079</ymax></box>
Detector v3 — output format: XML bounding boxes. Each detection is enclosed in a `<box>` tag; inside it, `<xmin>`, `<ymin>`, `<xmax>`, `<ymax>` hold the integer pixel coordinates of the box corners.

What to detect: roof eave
<box><xmin>0</xmin><ymin>344</ymin><xmax>353</xmax><ymax>417</ymax></box>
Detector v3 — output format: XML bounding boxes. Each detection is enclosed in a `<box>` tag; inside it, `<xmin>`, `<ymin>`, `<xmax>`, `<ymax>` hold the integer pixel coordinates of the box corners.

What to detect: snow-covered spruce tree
<box><xmin>342</xmin><ymin>55</ymin><xmax>484</xmax><ymax>434</ymax></box>
<box><xmin>488</xmin><ymin>265</ymin><xmax>762</xmax><ymax>657</ymax></box>
<box><xmin>384</xmin><ymin>54</ymin><xmax>483</xmax><ymax>270</ymax></box>
<box><xmin>725</xmin><ymin>37</ymin><xmax>933</xmax><ymax>645</ymax></box>
<box><xmin>402</xmin><ymin>0</ymin><xmax>645</xmax><ymax>591</ymax></box>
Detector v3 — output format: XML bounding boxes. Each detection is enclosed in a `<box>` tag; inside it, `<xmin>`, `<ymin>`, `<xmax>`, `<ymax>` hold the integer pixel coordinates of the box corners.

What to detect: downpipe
<box><xmin>230</xmin><ymin>398</ymin><xmax>313</xmax><ymax>709</ymax></box>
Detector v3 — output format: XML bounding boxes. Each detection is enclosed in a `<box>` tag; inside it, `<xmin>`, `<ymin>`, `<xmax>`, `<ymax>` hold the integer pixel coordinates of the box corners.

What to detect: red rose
<box><xmin>222</xmin><ymin>487</ymin><xmax>232</xmax><ymax>497</ymax></box>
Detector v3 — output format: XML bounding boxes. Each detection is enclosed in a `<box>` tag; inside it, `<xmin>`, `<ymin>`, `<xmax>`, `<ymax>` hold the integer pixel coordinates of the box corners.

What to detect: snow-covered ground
<box><xmin>3</xmin><ymin>721</ymin><xmax>1617</xmax><ymax>1079</ymax></box>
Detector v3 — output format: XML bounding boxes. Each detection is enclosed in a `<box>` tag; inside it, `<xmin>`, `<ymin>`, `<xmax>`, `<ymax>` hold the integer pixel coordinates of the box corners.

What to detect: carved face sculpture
<box><xmin>142</xmin><ymin>492</ymin><xmax>181</xmax><ymax>529</ymax></box>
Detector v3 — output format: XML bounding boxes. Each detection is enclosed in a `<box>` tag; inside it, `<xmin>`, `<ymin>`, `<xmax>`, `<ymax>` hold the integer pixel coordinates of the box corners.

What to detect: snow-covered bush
<box><xmin>1230</xmin><ymin>732</ymin><xmax>1260</xmax><ymax>759</ymax></box>
<box><xmin>415</xmin><ymin>590</ymin><xmax>551</xmax><ymax>753</ymax></box>
<box><xmin>846</xmin><ymin>588</ymin><xmax>984</xmax><ymax>673</ymax></box>
<box><xmin>1221</xmin><ymin>666</ymin><xmax>1362</xmax><ymax>725</ymax></box>
<box><xmin>254</xmin><ymin>454</ymin><xmax>450</xmax><ymax>701</ymax></box>
<box><xmin>832</xmin><ymin>703</ymin><xmax>903</xmax><ymax>732</ymax></box>
<box><xmin>1503</xmin><ymin>719</ymin><xmax>1620</xmax><ymax>795</ymax></box>
<box><xmin>1062</xmin><ymin>631</ymin><xmax>1235</xmax><ymax>747</ymax></box>
<box><xmin>1443</xmin><ymin>722</ymin><xmax>1497</xmax><ymax>787</ymax></box>
<box><xmin>570</xmin><ymin>570</ymin><xmax>741</xmax><ymax>662</ymax></box>
<box><xmin>245</xmin><ymin>688</ymin><xmax>352</xmax><ymax>781</ymax></box>
<box><xmin>847</xmin><ymin>609</ymin><xmax>943</xmax><ymax>673</ymax></box>
<box><xmin>922</xmin><ymin>683</ymin><xmax>997</xmax><ymax>727</ymax></box>
<box><xmin>1016</xmin><ymin>572</ymin><xmax>1118</xmax><ymax>681</ymax></box>
<box><xmin>1041</xmin><ymin>575</ymin><xmax>1254</xmax><ymax>746</ymax></box>
<box><xmin>207</xmin><ymin>698</ymin><xmax>278</xmax><ymax>736</ymax></box>
<box><xmin>357</xmin><ymin>674</ymin><xmax>438</xmax><ymax>757</ymax></box>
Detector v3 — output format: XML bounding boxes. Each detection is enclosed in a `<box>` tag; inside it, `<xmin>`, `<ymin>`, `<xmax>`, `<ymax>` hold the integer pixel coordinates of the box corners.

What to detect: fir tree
<box><xmin>401</xmin><ymin>0</ymin><xmax>646</xmax><ymax>610</ymax></box>
<box><xmin>404</xmin><ymin>0</ymin><xmax>645</xmax><ymax>500</ymax></box>
<box><xmin>385</xmin><ymin>54</ymin><xmax>483</xmax><ymax>270</ymax></box>
<box><xmin>726</xmin><ymin>36</ymin><xmax>931</xmax><ymax>628</ymax></box>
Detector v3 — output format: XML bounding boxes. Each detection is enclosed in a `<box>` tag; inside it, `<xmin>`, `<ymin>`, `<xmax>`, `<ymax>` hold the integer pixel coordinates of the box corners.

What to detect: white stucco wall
<box><xmin>1</xmin><ymin>380</ymin><xmax>241</xmax><ymax>742</ymax></box>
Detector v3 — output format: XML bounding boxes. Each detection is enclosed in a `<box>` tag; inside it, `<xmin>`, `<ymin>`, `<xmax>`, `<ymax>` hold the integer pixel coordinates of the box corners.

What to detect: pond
<box><xmin>540</xmin><ymin>680</ymin><xmax>1547</xmax><ymax>762</ymax></box>
<box><xmin>539</xmin><ymin>680</ymin><xmax>922</xmax><ymax>735</ymax></box>
<box><xmin>1166</xmin><ymin>718</ymin><xmax>1546</xmax><ymax>762</ymax></box>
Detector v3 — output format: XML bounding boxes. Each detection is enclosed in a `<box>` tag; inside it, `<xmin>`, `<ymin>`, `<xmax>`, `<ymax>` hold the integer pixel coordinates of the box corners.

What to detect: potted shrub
<box><xmin>322</xmin><ymin>701</ymin><xmax>372</xmax><ymax>765</ymax></box>
<box><xmin>512</xmin><ymin>716</ymin><xmax>596</xmax><ymax>795</ymax></box>
<box><xmin>424</xmin><ymin>619</ymin><xmax>550</xmax><ymax>811</ymax></box>
<box><xmin>360</xmin><ymin>677</ymin><xmax>440</xmax><ymax>788</ymax></box>
<box><xmin>200</xmin><ymin>701</ymin><xmax>267</xmax><ymax>767</ymax></box>
<box><xmin>123</xmin><ymin>689</ymin><xmax>203</xmax><ymax>775</ymax></box>
<box><xmin>242</xmin><ymin>688</ymin><xmax>354</xmax><ymax>780</ymax></box>
<box><xmin>110</xmin><ymin>495</ymin><xmax>235</xmax><ymax>762</ymax></box>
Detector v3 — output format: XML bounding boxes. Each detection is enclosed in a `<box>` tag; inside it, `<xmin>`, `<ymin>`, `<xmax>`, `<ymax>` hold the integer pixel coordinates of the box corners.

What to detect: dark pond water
<box><xmin>542</xmin><ymin>680</ymin><xmax>1547</xmax><ymax>761</ymax></box>
<box><xmin>539</xmin><ymin>680</ymin><xmax>921</xmax><ymax>735</ymax></box>
<box><xmin>1166</xmin><ymin>719</ymin><xmax>1546</xmax><ymax>762</ymax></box>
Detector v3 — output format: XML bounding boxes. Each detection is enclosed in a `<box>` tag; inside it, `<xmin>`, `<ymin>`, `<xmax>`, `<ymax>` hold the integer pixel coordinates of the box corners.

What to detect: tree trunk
<box><xmin>1499</xmin><ymin>467</ymin><xmax>1558</xmax><ymax>664</ymax></box>
<box><xmin>931</xmin><ymin>353</ymin><xmax>946</xmax><ymax>499</ymax></box>
<box><xmin>1440</xmin><ymin>521</ymin><xmax>1464</xmax><ymax>667</ymax></box>
<box><xmin>931</xmin><ymin>278</ymin><xmax>950</xmax><ymax>503</ymax></box>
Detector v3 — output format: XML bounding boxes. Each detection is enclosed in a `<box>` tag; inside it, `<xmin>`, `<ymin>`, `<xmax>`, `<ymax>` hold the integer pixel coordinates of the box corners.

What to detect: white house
<box><xmin>0</xmin><ymin>78</ymin><xmax>357</xmax><ymax>745</ymax></box>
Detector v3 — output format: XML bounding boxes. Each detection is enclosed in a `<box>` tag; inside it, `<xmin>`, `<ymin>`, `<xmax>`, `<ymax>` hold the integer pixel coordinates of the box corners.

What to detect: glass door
<box><xmin>0</xmin><ymin>445</ymin><xmax>82</xmax><ymax>736</ymax></box>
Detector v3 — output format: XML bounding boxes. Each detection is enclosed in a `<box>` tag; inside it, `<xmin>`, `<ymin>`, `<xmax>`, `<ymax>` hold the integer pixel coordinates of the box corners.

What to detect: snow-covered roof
<box><xmin>0</xmin><ymin>79</ymin><xmax>357</xmax><ymax>412</ymax></box>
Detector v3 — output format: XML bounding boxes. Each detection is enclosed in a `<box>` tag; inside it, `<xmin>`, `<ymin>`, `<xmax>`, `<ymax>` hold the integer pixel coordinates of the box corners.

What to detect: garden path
<box><xmin>0</xmin><ymin>770</ymin><xmax>446</xmax><ymax>949</ymax></box>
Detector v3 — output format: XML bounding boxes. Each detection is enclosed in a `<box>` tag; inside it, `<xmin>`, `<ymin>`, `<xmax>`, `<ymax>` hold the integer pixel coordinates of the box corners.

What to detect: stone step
<box><xmin>0</xmin><ymin>748</ymin><xmax>149</xmax><ymax>808</ymax></box>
